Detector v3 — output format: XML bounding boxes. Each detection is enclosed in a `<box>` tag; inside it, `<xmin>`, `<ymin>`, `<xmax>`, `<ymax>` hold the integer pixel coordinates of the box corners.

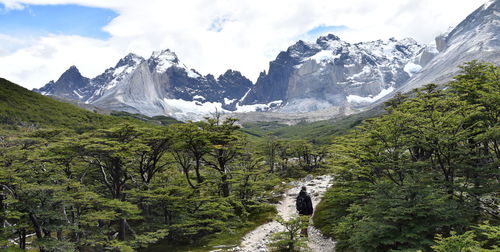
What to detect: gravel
<box><xmin>229</xmin><ymin>175</ymin><xmax>336</xmax><ymax>252</ymax></box>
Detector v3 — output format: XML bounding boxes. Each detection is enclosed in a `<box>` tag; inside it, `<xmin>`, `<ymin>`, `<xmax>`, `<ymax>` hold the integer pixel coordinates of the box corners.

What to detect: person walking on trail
<box><xmin>296</xmin><ymin>186</ymin><xmax>313</xmax><ymax>236</ymax></box>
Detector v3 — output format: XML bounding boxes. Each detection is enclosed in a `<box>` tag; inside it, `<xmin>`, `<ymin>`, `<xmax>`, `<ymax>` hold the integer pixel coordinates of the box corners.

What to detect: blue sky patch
<box><xmin>0</xmin><ymin>4</ymin><xmax>117</xmax><ymax>39</ymax></box>
<box><xmin>306</xmin><ymin>25</ymin><xmax>348</xmax><ymax>38</ymax></box>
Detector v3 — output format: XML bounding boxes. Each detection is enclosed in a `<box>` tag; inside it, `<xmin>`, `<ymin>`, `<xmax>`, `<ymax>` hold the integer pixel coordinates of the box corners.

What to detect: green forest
<box><xmin>314</xmin><ymin>61</ymin><xmax>499</xmax><ymax>251</ymax></box>
<box><xmin>0</xmin><ymin>61</ymin><xmax>499</xmax><ymax>251</ymax></box>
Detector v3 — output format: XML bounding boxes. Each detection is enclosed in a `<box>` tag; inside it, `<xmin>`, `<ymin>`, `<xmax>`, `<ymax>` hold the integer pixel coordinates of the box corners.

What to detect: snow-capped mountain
<box><xmin>240</xmin><ymin>34</ymin><xmax>433</xmax><ymax>112</ymax></box>
<box><xmin>37</xmin><ymin>49</ymin><xmax>253</xmax><ymax>120</ymax></box>
<box><xmin>37</xmin><ymin>35</ymin><xmax>430</xmax><ymax>119</ymax></box>
<box><xmin>35</xmin><ymin>0</ymin><xmax>499</xmax><ymax>121</ymax></box>
<box><xmin>35</xmin><ymin>53</ymin><xmax>144</xmax><ymax>103</ymax></box>
<box><xmin>391</xmin><ymin>0</ymin><xmax>500</xmax><ymax>95</ymax></box>
<box><xmin>89</xmin><ymin>53</ymin><xmax>144</xmax><ymax>103</ymax></box>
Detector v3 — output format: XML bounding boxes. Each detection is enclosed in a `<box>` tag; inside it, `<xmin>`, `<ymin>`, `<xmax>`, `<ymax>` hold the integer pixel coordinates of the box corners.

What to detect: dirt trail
<box><xmin>231</xmin><ymin>175</ymin><xmax>336</xmax><ymax>252</ymax></box>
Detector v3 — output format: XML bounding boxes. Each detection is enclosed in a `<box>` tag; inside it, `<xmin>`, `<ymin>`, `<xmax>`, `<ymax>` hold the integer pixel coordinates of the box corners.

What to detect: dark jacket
<box><xmin>296</xmin><ymin>190</ymin><xmax>313</xmax><ymax>215</ymax></box>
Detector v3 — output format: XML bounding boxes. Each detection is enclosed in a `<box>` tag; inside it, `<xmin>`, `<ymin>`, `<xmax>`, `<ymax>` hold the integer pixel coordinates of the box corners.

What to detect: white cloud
<box><xmin>0</xmin><ymin>0</ymin><xmax>488</xmax><ymax>89</ymax></box>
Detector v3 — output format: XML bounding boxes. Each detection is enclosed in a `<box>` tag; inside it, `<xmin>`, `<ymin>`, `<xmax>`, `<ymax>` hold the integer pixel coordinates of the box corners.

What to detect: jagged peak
<box><xmin>218</xmin><ymin>69</ymin><xmax>252</xmax><ymax>86</ymax></box>
<box><xmin>288</xmin><ymin>40</ymin><xmax>315</xmax><ymax>51</ymax></box>
<box><xmin>115</xmin><ymin>53</ymin><xmax>144</xmax><ymax>68</ymax></box>
<box><xmin>399</xmin><ymin>37</ymin><xmax>418</xmax><ymax>44</ymax></box>
<box><xmin>316</xmin><ymin>34</ymin><xmax>341</xmax><ymax>43</ymax></box>
<box><xmin>61</xmin><ymin>65</ymin><xmax>83</xmax><ymax>77</ymax></box>
<box><xmin>150</xmin><ymin>49</ymin><xmax>179</xmax><ymax>63</ymax></box>
<box><xmin>124</xmin><ymin>52</ymin><xmax>141</xmax><ymax>59</ymax></box>
<box><xmin>68</xmin><ymin>65</ymin><xmax>79</xmax><ymax>71</ymax></box>
<box><xmin>221</xmin><ymin>69</ymin><xmax>241</xmax><ymax>77</ymax></box>
<box><xmin>49</xmin><ymin>64</ymin><xmax>90</xmax><ymax>90</ymax></box>
<box><xmin>315</xmin><ymin>34</ymin><xmax>348</xmax><ymax>50</ymax></box>
<box><xmin>148</xmin><ymin>49</ymin><xmax>182</xmax><ymax>73</ymax></box>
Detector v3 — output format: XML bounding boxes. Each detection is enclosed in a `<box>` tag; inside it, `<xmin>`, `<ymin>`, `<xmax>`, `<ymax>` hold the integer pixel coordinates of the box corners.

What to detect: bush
<box><xmin>268</xmin><ymin>216</ymin><xmax>309</xmax><ymax>252</ymax></box>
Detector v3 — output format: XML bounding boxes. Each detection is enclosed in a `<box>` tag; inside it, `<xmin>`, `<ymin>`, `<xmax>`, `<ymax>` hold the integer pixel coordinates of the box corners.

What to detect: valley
<box><xmin>0</xmin><ymin>1</ymin><xmax>499</xmax><ymax>251</ymax></box>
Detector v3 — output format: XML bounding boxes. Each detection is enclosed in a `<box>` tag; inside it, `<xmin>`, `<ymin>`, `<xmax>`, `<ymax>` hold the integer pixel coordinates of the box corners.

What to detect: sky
<box><xmin>0</xmin><ymin>0</ymin><xmax>488</xmax><ymax>89</ymax></box>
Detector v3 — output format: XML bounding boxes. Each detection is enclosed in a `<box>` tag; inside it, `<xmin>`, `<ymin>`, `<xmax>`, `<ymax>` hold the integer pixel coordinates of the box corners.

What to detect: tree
<box><xmin>170</xmin><ymin>123</ymin><xmax>209</xmax><ymax>188</ymax></box>
<box><xmin>314</xmin><ymin>62</ymin><xmax>500</xmax><ymax>251</ymax></box>
<box><xmin>269</xmin><ymin>216</ymin><xmax>309</xmax><ymax>252</ymax></box>
<box><xmin>73</xmin><ymin>124</ymin><xmax>144</xmax><ymax>241</ymax></box>
<box><xmin>432</xmin><ymin>231</ymin><xmax>481</xmax><ymax>252</ymax></box>
<box><xmin>263</xmin><ymin>134</ymin><xmax>279</xmax><ymax>173</ymax></box>
<box><xmin>201</xmin><ymin>116</ymin><xmax>244</xmax><ymax>197</ymax></box>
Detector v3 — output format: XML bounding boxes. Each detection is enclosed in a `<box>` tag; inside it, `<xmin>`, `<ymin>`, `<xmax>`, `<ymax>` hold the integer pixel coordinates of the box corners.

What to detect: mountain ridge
<box><xmin>34</xmin><ymin>0</ymin><xmax>499</xmax><ymax>121</ymax></box>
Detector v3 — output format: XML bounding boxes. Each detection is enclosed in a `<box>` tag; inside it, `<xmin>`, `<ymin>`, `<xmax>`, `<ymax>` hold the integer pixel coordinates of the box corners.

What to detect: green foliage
<box><xmin>314</xmin><ymin>62</ymin><xmax>500</xmax><ymax>251</ymax></box>
<box><xmin>3</xmin><ymin>61</ymin><xmax>495</xmax><ymax>252</ymax></box>
<box><xmin>0</xmin><ymin>89</ymin><xmax>288</xmax><ymax>251</ymax></box>
<box><xmin>269</xmin><ymin>216</ymin><xmax>310</xmax><ymax>252</ymax></box>
<box><xmin>430</xmin><ymin>221</ymin><xmax>500</xmax><ymax>252</ymax></box>
<box><xmin>0</xmin><ymin>78</ymin><xmax>117</xmax><ymax>129</ymax></box>
<box><xmin>432</xmin><ymin>231</ymin><xmax>481</xmax><ymax>252</ymax></box>
<box><xmin>475</xmin><ymin>222</ymin><xmax>500</xmax><ymax>251</ymax></box>
<box><xmin>110</xmin><ymin>111</ymin><xmax>180</xmax><ymax>126</ymax></box>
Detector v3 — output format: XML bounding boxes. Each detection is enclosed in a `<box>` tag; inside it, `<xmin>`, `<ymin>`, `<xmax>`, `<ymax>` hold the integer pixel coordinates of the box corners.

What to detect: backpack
<box><xmin>296</xmin><ymin>194</ymin><xmax>308</xmax><ymax>214</ymax></box>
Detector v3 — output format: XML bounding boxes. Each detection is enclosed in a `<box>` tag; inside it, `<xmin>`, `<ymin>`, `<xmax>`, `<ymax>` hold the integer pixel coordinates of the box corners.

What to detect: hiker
<box><xmin>296</xmin><ymin>186</ymin><xmax>313</xmax><ymax>236</ymax></box>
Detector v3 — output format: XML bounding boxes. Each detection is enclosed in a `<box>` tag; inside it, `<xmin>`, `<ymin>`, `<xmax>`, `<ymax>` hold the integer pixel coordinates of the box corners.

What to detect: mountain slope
<box><xmin>36</xmin><ymin>50</ymin><xmax>253</xmax><ymax>120</ymax></box>
<box><xmin>34</xmin><ymin>66</ymin><xmax>91</xmax><ymax>101</ymax></box>
<box><xmin>241</xmin><ymin>35</ymin><xmax>432</xmax><ymax>113</ymax></box>
<box><xmin>0</xmin><ymin>78</ymin><xmax>179</xmax><ymax>129</ymax></box>
<box><xmin>34</xmin><ymin>0</ymin><xmax>498</xmax><ymax>122</ymax></box>
<box><xmin>394</xmin><ymin>0</ymin><xmax>499</xmax><ymax>94</ymax></box>
<box><xmin>1</xmin><ymin>77</ymin><xmax>114</xmax><ymax>128</ymax></box>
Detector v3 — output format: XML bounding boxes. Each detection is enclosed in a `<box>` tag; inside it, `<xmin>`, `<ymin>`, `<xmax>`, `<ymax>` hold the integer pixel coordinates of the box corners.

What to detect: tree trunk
<box><xmin>118</xmin><ymin>218</ymin><xmax>126</xmax><ymax>241</ymax></box>
<box><xmin>221</xmin><ymin>173</ymin><xmax>230</xmax><ymax>197</ymax></box>
<box><xmin>19</xmin><ymin>228</ymin><xmax>26</xmax><ymax>249</ymax></box>
<box><xmin>195</xmin><ymin>159</ymin><xmax>203</xmax><ymax>183</ymax></box>
<box><xmin>29</xmin><ymin>213</ymin><xmax>43</xmax><ymax>239</ymax></box>
<box><xmin>183</xmin><ymin>167</ymin><xmax>196</xmax><ymax>189</ymax></box>
<box><xmin>29</xmin><ymin>214</ymin><xmax>47</xmax><ymax>252</ymax></box>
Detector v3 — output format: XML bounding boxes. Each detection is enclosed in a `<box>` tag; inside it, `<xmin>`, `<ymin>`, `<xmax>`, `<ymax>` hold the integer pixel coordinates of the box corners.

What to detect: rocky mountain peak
<box><xmin>220</xmin><ymin>69</ymin><xmax>243</xmax><ymax>79</ymax></box>
<box><xmin>34</xmin><ymin>65</ymin><xmax>91</xmax><ymax>100</ymax></box>
<box><xmin>316</xmin><ymin>34</ymin><xmax>341</xmax><ymax>47</ymax></box>
<box><xmin>61</xmin><ymin>65</ymin><xmax>81</xmax><ymax>76</ymax></box>
<box><xmin>149</xmin><ymin>49</ymin><xmax>180</xmax><ymax>72</ymax></box>
<box><xmin>58</xmin><ymin>66</ymin><xmax>86</xmax><ymax>85</ymax></box>
<box><xmin>435</xmin><ymin>0</ymin><xmax>498</xmax><ymax>53</ymax></box>
<box><xmin>287</xmin><ymin>40</ymin><xmax>320</xmax><ymax>59</ymax></box>
<box><xmin>115</xmin><ymin>53</ymin><xmax>144</xmax><ymax>68</ymax></box>
<box><xmin>34</xmin><ymin>1</ymin><xmax>498</xmax><ymax>122</ymax></box>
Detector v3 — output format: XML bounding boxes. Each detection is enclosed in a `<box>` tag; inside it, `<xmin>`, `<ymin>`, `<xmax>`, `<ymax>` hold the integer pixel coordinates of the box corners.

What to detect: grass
<box><xmin>0</xmin><ymin>78</ymin><xmax>180</xmax><ymax>131</ymax></box>
<box><xmin>0</xmin><ymin>78</ymin><xmax>122</xmax><ymax>129</ymax></box>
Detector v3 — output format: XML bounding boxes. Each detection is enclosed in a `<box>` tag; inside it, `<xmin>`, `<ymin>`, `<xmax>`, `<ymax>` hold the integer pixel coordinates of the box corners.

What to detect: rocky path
<box><xmin>231</xmin><ymin>175</ymin><xmax>335</xmax><ymax>252</ymax></box>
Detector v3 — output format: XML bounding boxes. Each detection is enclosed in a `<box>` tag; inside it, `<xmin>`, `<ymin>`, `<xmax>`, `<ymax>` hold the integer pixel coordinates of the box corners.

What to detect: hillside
<box><xmin>240</xmin><ymin>104</ymin><xmax>384</xmax><ymax>144</ymax></box>
<box><xmin>0</xmin><ymin>78</ymin><xmax>180</xmax><ymax>130</ymax></box>
<box><xmin>0</xmin><ymin>77</ymin><xmax>117</xmax><ymax>129</ymax></box>
<box><xmin>1</xmin><ymin>77</ymin><xmax>361</xmax><ymax>144</ymax></box>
